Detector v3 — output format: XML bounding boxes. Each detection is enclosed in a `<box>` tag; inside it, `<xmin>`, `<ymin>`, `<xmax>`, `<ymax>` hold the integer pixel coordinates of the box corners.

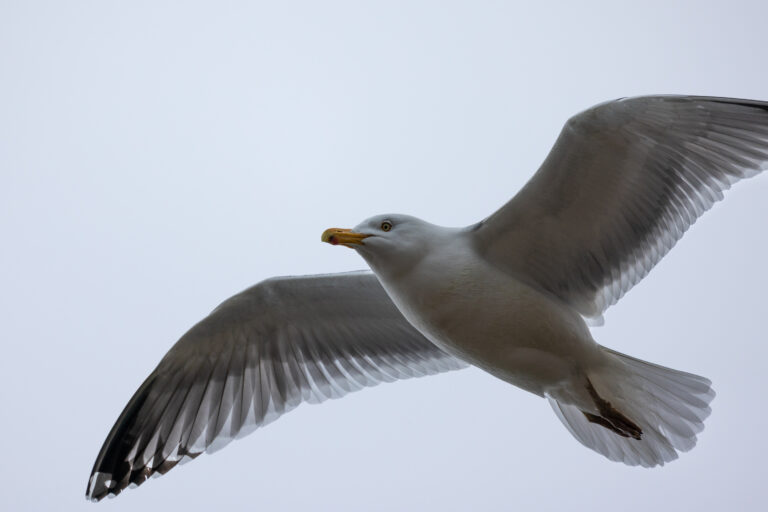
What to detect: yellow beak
<box><xmin>321</xmin><ymin>228</ymin><xmax>371</xmax><ymax>247</ymax></box>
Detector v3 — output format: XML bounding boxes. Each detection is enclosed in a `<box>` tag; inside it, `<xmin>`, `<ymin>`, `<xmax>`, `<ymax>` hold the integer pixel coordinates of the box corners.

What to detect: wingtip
<box><xmin>85</xmin><ymin>471</ymin><xmax>114</xmax><ymax>502</ymax></box>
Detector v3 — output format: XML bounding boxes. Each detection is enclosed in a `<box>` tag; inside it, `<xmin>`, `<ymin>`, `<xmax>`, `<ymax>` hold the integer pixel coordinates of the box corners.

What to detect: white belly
<box><xmin>378</xmin><ymin>255</ymin><xmax>600</xmax><ymax>397</ymax></box>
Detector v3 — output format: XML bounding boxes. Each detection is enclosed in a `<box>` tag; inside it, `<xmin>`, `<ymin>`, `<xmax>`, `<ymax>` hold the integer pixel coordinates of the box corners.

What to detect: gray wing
<box><xmin>86</xmin><ymin>271</ymin><xmax>466</xmax><ymax>501</ymax></box>
<box><xmin>471</xmin><ymin>96</ymin><xmax>768</xmax><ymax>321</ymax></box>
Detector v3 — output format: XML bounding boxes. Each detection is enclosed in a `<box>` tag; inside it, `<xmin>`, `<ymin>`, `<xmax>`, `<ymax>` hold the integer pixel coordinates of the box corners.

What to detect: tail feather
<box><xmin>549</xmin><ymin>346</ymin><xmax>714</xmax><ymax>467</ymax></box>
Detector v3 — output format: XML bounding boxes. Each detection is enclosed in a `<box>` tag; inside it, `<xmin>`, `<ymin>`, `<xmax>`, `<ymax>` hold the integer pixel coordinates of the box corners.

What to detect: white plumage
<box><xmin>87</xmin><ymin>96</ymin><xmax>768</xmax><ymax>501</ymax></box>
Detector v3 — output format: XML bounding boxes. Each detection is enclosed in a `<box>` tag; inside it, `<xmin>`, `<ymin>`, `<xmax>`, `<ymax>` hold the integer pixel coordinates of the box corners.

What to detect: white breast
<box><xmin>374</xmin><ymin>239</ymin><xmax>599</xmax><ymax>394</ymax></box>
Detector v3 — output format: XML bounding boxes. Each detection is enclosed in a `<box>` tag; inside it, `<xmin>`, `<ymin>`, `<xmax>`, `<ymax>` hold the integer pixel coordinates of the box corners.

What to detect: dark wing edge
<box><xmin>86</xmin><ymin>271</ymin><xmax>467</xmax><ymax>501</ymax></box>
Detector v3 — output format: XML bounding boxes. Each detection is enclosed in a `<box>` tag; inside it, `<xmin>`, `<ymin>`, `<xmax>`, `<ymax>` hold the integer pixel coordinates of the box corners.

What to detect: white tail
<box><xmin>548</xmin><ymin>346</ymin><xmax>715</xmax><ymax>467</ymax></box>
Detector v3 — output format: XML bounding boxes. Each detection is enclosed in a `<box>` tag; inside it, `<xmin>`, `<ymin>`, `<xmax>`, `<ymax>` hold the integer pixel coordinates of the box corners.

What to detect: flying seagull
<box><xmin>87</xmin><ymin>96</ymin><xmax>767</xmax><ymax>501</ymax></box>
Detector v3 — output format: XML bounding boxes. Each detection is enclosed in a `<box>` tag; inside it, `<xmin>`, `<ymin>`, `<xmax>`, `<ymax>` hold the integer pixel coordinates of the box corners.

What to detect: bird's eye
<box><xmin>380</xmin><ymin>221</ymin><xmax>393</xmax><ymax>232</ymax></box>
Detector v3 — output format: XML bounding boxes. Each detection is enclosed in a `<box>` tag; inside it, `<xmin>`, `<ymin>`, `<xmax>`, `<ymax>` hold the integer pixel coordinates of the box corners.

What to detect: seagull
<box><xmin>87</xmin><ymin>96</ymin><xmax>768</xmax><ymax>501</ymax></box>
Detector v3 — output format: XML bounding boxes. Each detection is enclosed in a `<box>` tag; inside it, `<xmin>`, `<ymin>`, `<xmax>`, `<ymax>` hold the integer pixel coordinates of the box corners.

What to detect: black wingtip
<box><xmin>85</xmin><ymin>374</ymin><xmax>156</xmax><ymax>501</ymax></box>
<box><xmin>706</xmin><ymin>97</ymin><xmax>768</xmax><ymax>113</ymax></box>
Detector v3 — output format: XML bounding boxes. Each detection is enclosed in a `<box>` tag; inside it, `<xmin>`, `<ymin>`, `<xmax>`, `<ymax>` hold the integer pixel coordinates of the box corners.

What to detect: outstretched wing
<box><xmin>472</xmin><ymin>96</ymin><xmax>768</xmax><ymax>321</ymax></box>
<box><xmin>86</xmin><ymin>271</ymin><xmax>466</xmax><ymax>501</ymax></box>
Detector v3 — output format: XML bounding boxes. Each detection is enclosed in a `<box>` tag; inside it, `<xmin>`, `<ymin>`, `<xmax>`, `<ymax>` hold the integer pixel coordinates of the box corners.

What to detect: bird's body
<box><xmin>365</xmin><ymin>221</ymin><xmax>595</xmax><ymax>399</ymax></box>
<box><xmin>346</xmin><ymin>214</ymin><xmax>712</xmax><ymax>462</ymax></box>
<box><xmin>87</xmin><ymin>95</ymin><xmax>768</xmax><ymax>501</ymax></box>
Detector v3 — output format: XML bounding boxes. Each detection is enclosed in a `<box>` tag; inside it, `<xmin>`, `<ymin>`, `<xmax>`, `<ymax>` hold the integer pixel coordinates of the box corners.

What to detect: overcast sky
<box><xmin>2</xmin><ymin>1</ymin><xmax>767</xmax><ymax>511</ymax></box>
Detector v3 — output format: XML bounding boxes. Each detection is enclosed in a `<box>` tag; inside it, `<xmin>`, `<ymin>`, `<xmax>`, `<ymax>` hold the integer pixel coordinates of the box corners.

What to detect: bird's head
<box><xmin>322</xmin><ymin>214</ymin><xmax>437</xmax><ymax>276</ymax></box>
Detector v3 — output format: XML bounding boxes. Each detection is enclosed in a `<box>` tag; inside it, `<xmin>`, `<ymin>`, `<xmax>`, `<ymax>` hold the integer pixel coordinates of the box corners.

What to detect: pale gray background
<box><xmin>2</xmin><ymin>1</ymin><xmax>767</xmax><ymax>510</ymax></box>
